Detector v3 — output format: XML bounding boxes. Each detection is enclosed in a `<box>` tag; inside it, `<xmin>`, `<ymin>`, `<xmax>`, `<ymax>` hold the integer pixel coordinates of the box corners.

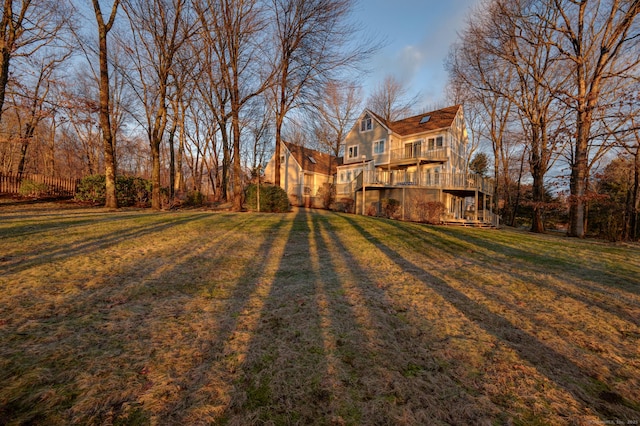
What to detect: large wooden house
<box><xmin>336</xmin><ymin>105</ymin><xmax>496</xmax><ymax>225</ymax></box>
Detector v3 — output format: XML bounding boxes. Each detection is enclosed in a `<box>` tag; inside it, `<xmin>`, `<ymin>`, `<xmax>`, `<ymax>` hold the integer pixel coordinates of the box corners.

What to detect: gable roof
<box><xmin>367</xmin><ymin>104</ymin><xmax>462</xmax><ymax>137</ymax></box>
<box><xmin>283</xmin><ymin>141</ymin><xmax>341</xmax><ymax>176</ymax></box>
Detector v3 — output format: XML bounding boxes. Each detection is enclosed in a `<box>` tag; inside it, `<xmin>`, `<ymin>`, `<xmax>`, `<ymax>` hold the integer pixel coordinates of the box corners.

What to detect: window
<box><xmin>360</xmin><ymin>114</ymin><xmax>372</xmax><ymax>132</ymax></box>
<box><xmin>373</xmin><ymin>140</ymin><xmax>385</xmax><ymax>155</ymax></box>
<box><xmin>428</xmin><ymin>136</ymin><xmax>444</xmax><ymax>149</ymax></box>
<box><xmin>405</xmin><ymin>140</ymin><xmax>422</xmax><ymax>158</ymax></box>
<box><xmin>347</xmin><ymin>145</ymin><xmax>358</xmax><ymax>159</ymax></box>
<box><xmin>308</xmin><ymin>156</ymin><xmax>316</xmax><ymax>164</ymax></box>
<box><xmin>419</xmin><ymin>115</ymin><xmax>431</xmax><ymax>124</ymax></box>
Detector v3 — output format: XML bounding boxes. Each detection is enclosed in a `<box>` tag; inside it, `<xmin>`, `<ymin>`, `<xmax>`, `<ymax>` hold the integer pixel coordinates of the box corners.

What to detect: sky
<box><xmin>354</xmin><ymin>0</ymin><xmax>483</xmax><ymax>110</ymax></box>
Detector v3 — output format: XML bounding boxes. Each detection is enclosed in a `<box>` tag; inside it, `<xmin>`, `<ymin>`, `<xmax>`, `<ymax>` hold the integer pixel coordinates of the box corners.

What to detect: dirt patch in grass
<box><xmin>1</xmin><ymin>204</ymin><xmax>639</xmax><ymax>424</ymax></box>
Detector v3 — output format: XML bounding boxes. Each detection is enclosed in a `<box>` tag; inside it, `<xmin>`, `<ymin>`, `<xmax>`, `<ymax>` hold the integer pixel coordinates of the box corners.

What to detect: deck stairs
<box><xmin>442</xmin><ymin>219</ymin><xmax>497</xmax><ymax>229</ymax></box>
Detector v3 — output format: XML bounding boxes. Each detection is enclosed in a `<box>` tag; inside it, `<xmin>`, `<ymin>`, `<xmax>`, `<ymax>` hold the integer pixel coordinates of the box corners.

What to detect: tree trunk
<box><xmin>631</xmin><ymin>149</ymin><xmax>640</xmax><ymax>241</ymax></box>
<box><xmin>168</xmin><ymin>122</ymin><xmax>177</xmax><ymax>200</ymax></box>
<box><xmin>530</xmin><ymin>132</ymin><xmax>545</xmax><ymax>233</ymax></box>
<box><xmin>231</xmin><ymin>109</ymin><xmax>243</xmax><ymax>212</ymax></box>
<box><xmin>220</xmin><ymin>125</ymin><xmax>230</xmax><ymax>202</ymax></box>
<box><xmin>92</xmin><ymin>0</ymin><xmax>119</xmax><ymax>210</ymax></box>
<box><xmin>568</xmin><ymin>110</ymin><xmax>590</xmax><ymax>237</ymax></box>
<box><xmin>151</xmin><ymin>142</ymin><xmax>161</xmax><ymax>209</ymax></box>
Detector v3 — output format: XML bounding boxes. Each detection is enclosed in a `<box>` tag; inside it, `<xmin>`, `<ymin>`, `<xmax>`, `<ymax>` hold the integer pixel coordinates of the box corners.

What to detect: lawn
<box><xmin>0</xmin><ymin>200</ymin><xmax>639</xmax><ymax>425</ymax></box>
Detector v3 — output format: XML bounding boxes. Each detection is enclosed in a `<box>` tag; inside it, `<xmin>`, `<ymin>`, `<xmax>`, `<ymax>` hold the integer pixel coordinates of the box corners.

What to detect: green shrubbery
<box><xmin>18</xmin><ymin>180</ymin><xmax>50</xmax><ymax>197</ymax></box>
<box><xmin>184</xmin><ymin>190</ymin><xmax>205</xmax><ymax>207</ymax></box>
<box><xmin>245</xmin><ymin>183</ymin><xmax>290</xmax><ymax>212</ymax></box>
<box><xmin>75</xmin><ymin>174</ymin><xmax>152</xmax><ymax>207</ymax></box>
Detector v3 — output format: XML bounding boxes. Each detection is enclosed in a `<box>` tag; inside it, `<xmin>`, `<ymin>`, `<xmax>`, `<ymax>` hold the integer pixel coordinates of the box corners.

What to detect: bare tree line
<box><xmin>0</xmin><ymin>0</ymin><xmax>374</xmax><ymax>211</ymax></box>
<box><xmin>447</xmin><ymin>0</ymin><xmax>640</xmax><ymax>238</ymax></box>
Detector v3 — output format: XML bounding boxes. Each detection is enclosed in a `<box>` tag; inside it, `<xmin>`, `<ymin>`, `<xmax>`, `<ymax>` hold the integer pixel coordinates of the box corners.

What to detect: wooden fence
<box><xmin>0</xmin><ymin>173</ymin><xmax>79</xmax><ymax>197</ymax></box>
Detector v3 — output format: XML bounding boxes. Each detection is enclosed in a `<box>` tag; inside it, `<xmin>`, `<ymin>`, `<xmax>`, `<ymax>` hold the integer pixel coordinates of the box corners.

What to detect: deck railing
<box><xmin>362</xmin><ymin>170</ymin><xmax>493</xmax><ymax>195</ymax></box>
<box><xmin>389</xmin><ymin>147</ymin><xmax>448</xmax><ymax>162</ymax></box>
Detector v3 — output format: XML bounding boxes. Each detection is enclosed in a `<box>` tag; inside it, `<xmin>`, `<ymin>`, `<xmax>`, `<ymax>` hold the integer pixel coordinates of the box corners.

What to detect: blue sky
<box><xmin>354</xmin><ymin>0</ymin><xmax>483</xmax><ymax>108</ymax></box>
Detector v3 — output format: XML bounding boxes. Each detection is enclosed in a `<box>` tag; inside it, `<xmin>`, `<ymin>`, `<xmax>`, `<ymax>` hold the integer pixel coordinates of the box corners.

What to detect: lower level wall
<box><xmin>355</xmin><ymin>187</ymin><xmax>442</xmax><ymax>221</ymax></box>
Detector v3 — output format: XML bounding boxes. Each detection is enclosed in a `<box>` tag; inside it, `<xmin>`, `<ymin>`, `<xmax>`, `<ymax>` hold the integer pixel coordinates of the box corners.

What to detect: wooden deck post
<box><xmin>474</xmin><ymin>190</ymin><xmax>479</xmax><ymax>221</ymax></box>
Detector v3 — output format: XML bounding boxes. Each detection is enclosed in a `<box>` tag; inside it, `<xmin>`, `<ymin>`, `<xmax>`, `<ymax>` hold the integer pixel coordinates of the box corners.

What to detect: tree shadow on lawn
<box><xmin>433</xmin><ymin>225</ymin><xmax>640</xmax><ymax>295</ymax></box>
<box><xmin>0</xmin><ymin>212</ymin><xmax>215</xmax><ymax>276</ymax></box>
<box><xmin>383</xmin><ymin>220</ymin><xmax>640</xmax><ymax>328</ymax></box>
<box><xmin>217</xmin><ymin>208</ymin><xmax>342</xmax><ymax>424</ymax></box>
<box><xmin>0</xmin><ymin>209</ymin><xmax>161</xmax><ymax>239</ymax></box>
<box><xmin>341</xmin><ymin>215</ymin><xmax>640</xmax><ymax>422</ymax></box>
<box><xmin>145</xmin><ymin>212</ymin><xmax>294</xmax><ymax>424</ymax></box>
<box><xmin>223</xmin><ymin>209</ymin><xmax>507</xmax><ymax>424</ymax></box>
<box><xmin>0</xmin><ymin>211</ymin><xmax>267</xmax><ymax>424</ymax></box>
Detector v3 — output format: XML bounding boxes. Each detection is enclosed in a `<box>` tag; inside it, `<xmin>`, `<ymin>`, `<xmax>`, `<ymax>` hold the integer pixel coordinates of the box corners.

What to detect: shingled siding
<box><xmin>0</xmin><ymin>173</ymin><xmax>79</xmax><ymax>197</ymax></box>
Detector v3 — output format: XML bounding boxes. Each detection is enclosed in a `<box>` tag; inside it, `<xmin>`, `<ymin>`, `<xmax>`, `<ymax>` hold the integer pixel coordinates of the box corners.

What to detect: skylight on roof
<box><xmin>308</xmin><ymin>156</ymin><xmax>316</xmax><ymax>164</ymax></box>
<box><xmin>419</xmin><ymin>115</ymin><xmax>431</xmax><ymax>124</ymax></box>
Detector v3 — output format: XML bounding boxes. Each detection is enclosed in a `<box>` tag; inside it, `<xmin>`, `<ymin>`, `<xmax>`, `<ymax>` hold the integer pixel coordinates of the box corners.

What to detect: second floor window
<box><xmin>373</xmin><ymin>140</ymin><xmax>385</xmax><ymax>154</ymax></box>
<box><xmin>428</xmin><ymin>136</ymin><xmax>444</xmax><ymax>150</ymax></box>
<box><xmin>360</xmin><ymin>114</ymin><xmax>372</xmax><ymax>132</ymax></box>
<box><xmin>347</xmin><ymin>145</ymin><xmax>359</xmax><ymax>159</ymax></box>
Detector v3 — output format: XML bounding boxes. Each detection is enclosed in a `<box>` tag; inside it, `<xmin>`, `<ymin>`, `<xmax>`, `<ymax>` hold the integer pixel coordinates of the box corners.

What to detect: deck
<box><xmin>339</xmin><ymin>170</ymin><xmax>494</xmax><ymax>196</ymax></box>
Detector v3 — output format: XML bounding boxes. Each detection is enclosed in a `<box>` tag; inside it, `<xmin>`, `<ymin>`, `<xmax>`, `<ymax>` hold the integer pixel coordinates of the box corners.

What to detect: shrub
<box><xmin>18</xmin><ymin>179</ymin><xmax>50</xmax><ymax>197</ymax></box>
<box><xmin>75</xmin><ymin>174</ymin><xmax>152</xmax><ymax>207</ymax></box>
<box><xmin>381</xmin><ymin>198</ymin><xmax>401</xmax><ymax>219</ymax></box>
<box><xmin>75</xmin><ymin>175</ymin><xmax>106</xmax><ymax>204</ymax></box>
<box><xmin>245</xmin><ymin>184</ymin><xmax>290</xmax><ymax>212</ymax></box>
<box><xmin>317</xmin><ymin>183</ymin><xmax>336</xmax><ymax>209</ymax></box>
<box><xmin>116</xmin><ymin>176</ymin><xmax>152</xmax><ymax>207</ymax></box>
<box><xmin>184</xmin><ymin>190</ymin><xmax>205</xmax><ymax>207</ymax></box>
<box><xmin>412</xmin><ymin>198</ymin><xmax>444</xmax><ymax>224</ymax></box>
<box><xmin>333</xmin><ymin>197</ymin><xmax>354</xmax><ymax>213</ymax></box>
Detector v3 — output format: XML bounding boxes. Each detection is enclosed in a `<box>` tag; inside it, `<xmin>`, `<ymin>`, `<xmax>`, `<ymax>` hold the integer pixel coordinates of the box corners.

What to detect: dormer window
<box><xmin>360</xmin><ymin>114</ymin><xmax>372</xmax><ymax>132</ymax></box>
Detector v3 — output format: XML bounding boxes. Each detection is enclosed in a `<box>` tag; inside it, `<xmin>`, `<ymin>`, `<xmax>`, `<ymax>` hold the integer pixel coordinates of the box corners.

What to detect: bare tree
<box><xmin>195</xmin><ymin>0</ymin><xmax>273</xmax><ymax>211</ymax></box>
<box><xmin>0</xmin><ymin>0</ymin><xmax>68</xmax><ymax>125</ymax></box>
<box><xmin>546</xmin><ymin>0</ymin><xmax>640</xmax><ymax>238</ymax></box>
<box><xmin>366</xmin><ymin>74</ymin><xmax>420</xmax><ymax>122</ymax></box>
<box><xmin>312</xmin><ymin>80</ymin><xmax>362</xmax><ymax>158</ymax></box>
<box><xmin>120</xmin><ymin>0</ymin><xmax>194</xmax><ymax>209</ymax></box>
<box><xmin>454</xmin><ymin>0</ymin><xmax>569</xmax><ymax>233</ymax></box>
<box><xmin>91</xmin><ymin>0</ymin><xmax>120</xmax><ymax>209</ymax></box>
<box><xmin>269</xmin><ymin>0</ymin><xmax>360</xmax><ymax>187</ymax></box>
<box><xmin>10</xmin><ymin>51</ymin><xmax>69</xmax><ymax>176</ymax></box>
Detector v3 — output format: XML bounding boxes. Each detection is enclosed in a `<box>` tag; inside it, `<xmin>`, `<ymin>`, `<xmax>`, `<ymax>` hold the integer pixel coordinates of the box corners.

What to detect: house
<box><xmin>264</xmin><ymin>141</ymin><xmax>341</xmax><ymax>208</ymax></box>
<box><xmin>336</xmin><ymin>105</ymin><xmax>497</xmax><ymax>225</ymax></box>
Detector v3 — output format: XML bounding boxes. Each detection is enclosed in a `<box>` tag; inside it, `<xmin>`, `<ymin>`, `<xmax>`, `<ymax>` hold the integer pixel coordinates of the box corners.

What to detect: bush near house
<box><xmin>245</xmin><ymin>183</ymin><xmax>290</xmax><ymax>212</ymax></box>
<box><xmin>411</xmin><ymin>197</ymin><xmax>445</xmax><ymax>224</ymax></box>
<box><xmin>332</xmin><ymin>197</ymin><xmax>354</xmax><ymax>213</ymax></box>
<box><xmin>381</xmin><ymin>198</ymin><xmax>401</xmax><ymax>219</ymax></box>
<box><xmin>75</xmin><ymin>174</ymin><xmax>152</xmax><ymax>207</ymax></box>
<box><xmin>317</xmin><ymin>183</ymin><xmax>336</xmax><ymax>209</ymax></box>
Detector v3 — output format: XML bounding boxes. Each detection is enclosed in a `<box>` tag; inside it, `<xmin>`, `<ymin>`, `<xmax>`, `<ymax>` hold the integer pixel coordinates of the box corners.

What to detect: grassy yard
<box><xmin>0</xmin><ymin>200</ymin><xmax>639</xmax><ymax>425</ymax></box>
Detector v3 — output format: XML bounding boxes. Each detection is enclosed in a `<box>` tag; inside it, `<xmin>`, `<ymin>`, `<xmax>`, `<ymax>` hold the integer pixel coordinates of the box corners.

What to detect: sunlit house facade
<box><xmin>264</xmin><ymin>141</ymin><xmax>340</xmax><ymax>208</ymax></box>
<box><xmin>336</xmin><ymin>105</ymin><xmax>496</xmax><ymax>224</ymax></box>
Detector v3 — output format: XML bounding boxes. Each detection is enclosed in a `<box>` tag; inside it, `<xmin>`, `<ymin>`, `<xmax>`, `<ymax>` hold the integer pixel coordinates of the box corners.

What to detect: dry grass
<box><xmin>0</xmin><ymin>200</ymin><xmax>639</xmax><ymax>425</ymax></box>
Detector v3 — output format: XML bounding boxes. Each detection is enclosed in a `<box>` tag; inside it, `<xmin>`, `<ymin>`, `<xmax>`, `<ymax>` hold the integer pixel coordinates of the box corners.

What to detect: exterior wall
<box><xmin>357</xmin><ymin>187</ymin><xmax>441</xmax><ymax>221</ymax></box>
<box><xmin>343</xmin><ymin>115</ymin><xmax>389</xmax><ymax>165</ymax></box>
